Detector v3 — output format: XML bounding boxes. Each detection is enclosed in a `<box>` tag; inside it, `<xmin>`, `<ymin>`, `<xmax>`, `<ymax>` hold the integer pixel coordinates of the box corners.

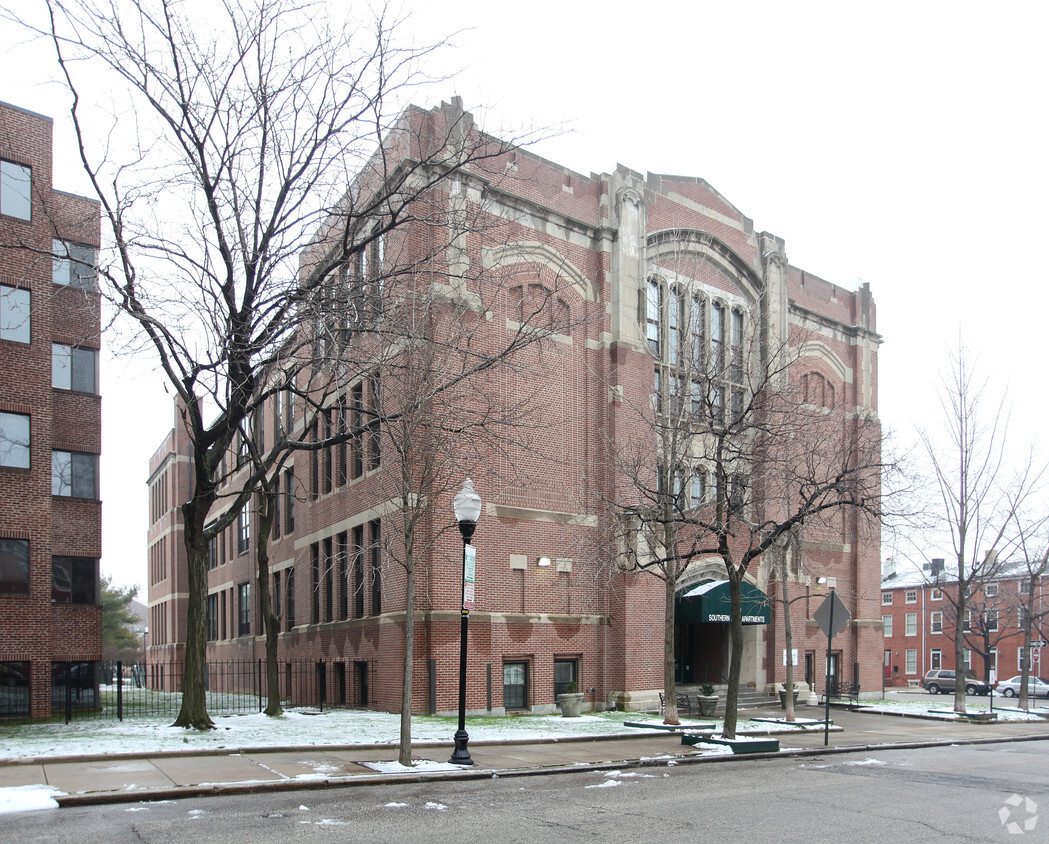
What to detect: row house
<box><xmin>881</xmin><ymin>559</ymin><xmax>1048</xmax><ymax>687</ymax></box>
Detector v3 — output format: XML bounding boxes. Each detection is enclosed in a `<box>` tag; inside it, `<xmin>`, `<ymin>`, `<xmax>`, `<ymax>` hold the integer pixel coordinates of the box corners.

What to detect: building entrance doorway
<box><xmin>675</xmin><ymin>622</ymin><xmax>729</xmax><ymax>684</ymax></box>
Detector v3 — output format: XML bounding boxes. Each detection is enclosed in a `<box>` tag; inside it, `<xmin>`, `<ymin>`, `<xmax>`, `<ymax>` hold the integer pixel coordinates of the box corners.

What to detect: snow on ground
<box><xmin>0</xmin><ymin>785</ymin><xmax>63</xmax><ymax>815</ymax></box>
<box><xmin>857</xmin><ymin>699</ymin><xmax>1049</xmax><ymax>721</ymax></box>
<box><xmin>0</xmin><ymin>710</ymin><xmax>674</xmax><ymax>762</ymax></box>
<box><xmin>1</xmin><ymin>698</ymin><xmax>1044</xmax><ymax>766</ymax></box>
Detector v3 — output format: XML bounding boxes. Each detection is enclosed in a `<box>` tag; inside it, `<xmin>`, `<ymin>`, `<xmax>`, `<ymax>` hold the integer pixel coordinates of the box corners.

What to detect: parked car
<box><xmin>922</xmin><ymin>669</ymin><xmax>991</xmax><ymax>695</ymax></box>
<box><xmin>997</xmin><ymin>675</ymin><xmax>1049</xmax><ymax>699</ymax></box>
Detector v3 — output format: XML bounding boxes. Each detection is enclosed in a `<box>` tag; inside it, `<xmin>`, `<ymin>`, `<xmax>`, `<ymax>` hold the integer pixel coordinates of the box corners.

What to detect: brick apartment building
<box><xmin>0</xmin><ymin>101</ymin><xmax>102</xmax><ymax>719</ymax></box>
<box><xmin>881</xmin><ymin>559</ymin><xmax>1048</xmax><ymax>688</ymax></box>
<box><xmin>146</xmin><ymin>99</ymin><xmax>883</xmax><ymax>715</ymax></box>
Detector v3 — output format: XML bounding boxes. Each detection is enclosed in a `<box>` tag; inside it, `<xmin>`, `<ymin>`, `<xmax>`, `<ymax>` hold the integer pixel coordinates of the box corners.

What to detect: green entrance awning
<box><xmin>676</xmin><ymin>580</ymin><xmax>770</xmax><ymax>625</ymax></box>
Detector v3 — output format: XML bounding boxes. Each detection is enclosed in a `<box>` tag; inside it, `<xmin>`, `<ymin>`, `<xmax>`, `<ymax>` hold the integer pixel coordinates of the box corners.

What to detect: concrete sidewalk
<box><xmin>4</xmin><ymin>706</ymin><xmax>1049</xmax><ymax>807</ymax></box>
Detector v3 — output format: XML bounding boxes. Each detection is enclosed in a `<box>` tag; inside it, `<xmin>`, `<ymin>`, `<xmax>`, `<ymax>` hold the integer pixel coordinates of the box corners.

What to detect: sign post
<box><xmin>813</xmin><ymin>585</ymin><xmax>851</xmax><ymax>746</ymax></box>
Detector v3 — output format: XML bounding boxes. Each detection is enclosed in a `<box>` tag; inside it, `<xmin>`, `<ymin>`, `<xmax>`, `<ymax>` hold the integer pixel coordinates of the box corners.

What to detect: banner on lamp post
<box><xmin>463</xmin><ymin>544</ymin><xmax>476</xmax><ymax>611</ymax></box>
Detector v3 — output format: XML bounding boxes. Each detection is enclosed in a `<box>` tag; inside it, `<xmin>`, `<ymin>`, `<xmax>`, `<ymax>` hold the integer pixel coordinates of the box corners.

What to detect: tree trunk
<box><xmin>398</xmin><ymin>558</ymin><xmax>416</xmax><ymax>767</ymax></box>
<box><xmin>723</xmin><ymin>569</ymin><xmax>744</xmax><ymax>739</ymax></box>
<box><xmin>780</xmin><ymin>549</ymin><xmax>796</xmax><ymax>723</ymax></box>
<box><xmin>256</xmin><ymin>480</ymin><xmax>282</xmax><ymax>716</ymax></box>
<box><xmin>173</xmin><ymin>500</ymin><xmax>215</xmax><ymax>729</ymax></box>
<box><xmin>953</xmin><ymin>589</ymin><xmax>968</xmax><ymax>714</ymax></box>
<box><xmin>663</xmin><ymin>569</ymin><xmax>679</xmax><ymax>725</ymax></box>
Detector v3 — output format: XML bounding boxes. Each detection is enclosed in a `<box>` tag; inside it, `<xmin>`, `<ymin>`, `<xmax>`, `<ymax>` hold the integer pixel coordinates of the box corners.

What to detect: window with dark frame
<box><xmin>353</xmin><ymin>525</ymin><xmax>364</xmax><ymax>617</ymax></box>
<box><xmin>52</xmin><ymin>240</ymin><xmax>98</xmax><ymax>290</ymax></box>
<box><xmin>503</xmin><ymin>661</ymin><xmax>529</xmax><ymax>710</ymax></box>
<box><xmin>553</xmin><ymin>659</ymin><xmax>578</xmax><ymax>697</ymax></box>
<box><xmin>207</xmin><ymin>593</ymin><xmax>219</xmax><ymax>641</ymax></box>
<box><xmin>52</xmin><ymin>344</ymin><xmax>98</xmax><ymax>393</ymax></box>
<box><xmin>284</xmin><ymin>468</ymin><xmax>295</xmax><ymax>532</ymax></box>
<box><xmin>337</xmin><ymin>531</ymin><xmax>348</xmax><ymax>620</ymax></box>
<box><xmin>336</xmin><ymin>399</ymin><xmax>348</xmax><ymax>487</ymax></box>
<box><xmin>273</xmin><ymin>570</ymin><xmax>282</xmax><ymax>626</ymax></box>
<box><xmin>52</xmin><ymin>450</ymin><xmax>99</xmax><ymax>498</ymax></box>
<box><xmin>323</xmin><ymin>536</ymin><xmax>334</xmax><ymax>622</ymax></box>
<box><xmin>52</xmin><ymin>556</ymin><xmax>98</xmax><ymax>604</ymax></box>
<box><xmin>311</xmin><ymin>542</ymin><xmax>320</xmax><ymax>624</ymax></box>
<box><xmin>0</xmin><ymin>661</ymin><xmax>30</xmax><ymax>716</ymax></box>
<box><xmin>351</xmin><ymin>383</ymin><xmax>364</xmax><ymax>478</ymax></box>
<box><xmin>286</xmin><ymin>567</ymin><xmax>295</xmax><ymax>630</ymax></box>
<box><xmin>237</xmin><ymin>506</ymin><xmax>250</xmax><ymax>554</ymax></box>
<box><xmin>0</xmin><ymin>539</ymin><xmax>30</xmax><ymax>594</ymax></box>
<box><xmin>310</xmin><ymin>420</ymin><xmax>319</xmax><ymax>498</ymax></box>
<box><xmin>206</xmin><ymin>524</ymin><xmax>218</xmax><ymax>570</ymax></box>
<box><xmin>367</xmin><ymin>376</ymin><xmax>381</xmax><ymax>470</ymax></box>
<box><xmin>370</xmin><ymin>520</ymin><xmax>381</xmax><ymax>615</ymax></box>
<box><xmin>322</xmin><ymin>409</ymin><xmax>333</xmax><ymax>494</ymax></box>
<box><xmin>238</xmin><ymin>582</ymin><xmax>250</xmax><ymax>636</ymax></box>
<box><xmin>0</xmin><ymin>284</ymin><xmax>30</xmax><ymax>343</ymax></box>
<box><xmin>1</xmin><ymin>160</ymin><xmax>31</xmax><ymax>220</ymax></box>
<box><xmin>0</xmin><ymin>412</ymin><xmax>30</xmax><ymax>468</ymax></box>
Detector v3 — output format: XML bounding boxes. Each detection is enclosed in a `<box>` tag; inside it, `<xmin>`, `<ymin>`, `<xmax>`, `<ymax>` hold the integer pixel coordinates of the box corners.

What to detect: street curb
<box><xmin>52</xmin><ymin>731</ymin><xmax>1049</xmax><ymax>808</ymax></box>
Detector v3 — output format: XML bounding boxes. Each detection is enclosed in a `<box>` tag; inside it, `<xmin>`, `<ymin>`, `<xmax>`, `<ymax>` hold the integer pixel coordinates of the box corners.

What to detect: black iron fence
<box><xmin>1</xmin><ymin>658</ymin><xmax>370</xmax><ymax>723</ymax></box>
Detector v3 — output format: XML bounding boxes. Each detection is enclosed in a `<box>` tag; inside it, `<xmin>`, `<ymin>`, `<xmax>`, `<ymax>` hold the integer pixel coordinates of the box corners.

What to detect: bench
<box><xmin>659</xmin><ymin>692</ymin><xmax>695</xmax><ymax>717</ymax></box>
<box><xmin>820</xmin><ymin>681</ymin><xmax>860</xmax><ymax>707</ymax></box>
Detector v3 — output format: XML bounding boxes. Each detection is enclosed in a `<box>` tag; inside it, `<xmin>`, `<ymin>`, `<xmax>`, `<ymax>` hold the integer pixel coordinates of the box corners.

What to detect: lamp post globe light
<box><xmin>450</xmin><ymin>478</ymin><xmax>481</xmax><ymax>765</ymax></box>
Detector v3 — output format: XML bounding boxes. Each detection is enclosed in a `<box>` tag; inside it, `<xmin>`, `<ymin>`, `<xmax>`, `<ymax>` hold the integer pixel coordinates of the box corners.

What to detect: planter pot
<box><xmin>696</xmin><ymin>695</ymin><xmax>719</xmax><ymax>717</ymax></box>
<box><xmin>556</xmin><ymin>692</ymin><xmax>584</xmax><ymax>717</ymax></box>
<box><xmin>779</xmin><ymin>690</ymin><xmax>800</xmax><ymax>709</ymax></box>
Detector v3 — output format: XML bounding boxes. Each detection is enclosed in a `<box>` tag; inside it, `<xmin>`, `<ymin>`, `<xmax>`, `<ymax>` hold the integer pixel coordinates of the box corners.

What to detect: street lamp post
<box><xmin>450</xmin><ymin>479</ymin><xmax>481</xmax><ymax>766</ymax></box>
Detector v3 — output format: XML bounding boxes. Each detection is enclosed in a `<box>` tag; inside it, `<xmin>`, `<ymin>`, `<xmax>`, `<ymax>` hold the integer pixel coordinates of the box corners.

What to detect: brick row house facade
<box><xmin>0</xmin><ymin>101</ymin><xmax>102</xmax><ymax>719</ymax></box>
<box><xmin>881</xmin><ymin>560</ymin><xmax>1048</xmax><ymax>687</ymax></box>
<box><xmin>146</xmin><ymin>99</ymin><xmax>884</xmax><ymax>715</ymax></box>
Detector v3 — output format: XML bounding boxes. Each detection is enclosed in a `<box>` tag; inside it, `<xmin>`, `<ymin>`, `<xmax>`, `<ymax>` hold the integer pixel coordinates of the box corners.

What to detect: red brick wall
<box><xmin>0</xmin><ymin>102</ymin><xmax>102</xmax><ymax>719</ymax></box>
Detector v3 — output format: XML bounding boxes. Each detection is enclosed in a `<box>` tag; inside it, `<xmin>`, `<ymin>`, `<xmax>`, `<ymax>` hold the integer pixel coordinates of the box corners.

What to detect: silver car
<box><xmin>997</xmin><ymin>675</ymin><xmax>1049</xmax><ymax>698</ymax></box>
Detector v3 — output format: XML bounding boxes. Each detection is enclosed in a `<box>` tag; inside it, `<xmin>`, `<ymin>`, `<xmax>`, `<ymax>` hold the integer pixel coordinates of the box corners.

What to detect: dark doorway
<box><xmin>676</xmin><ymin>622</ymin><xmax>729</xmax><ymax>684</ymax></box>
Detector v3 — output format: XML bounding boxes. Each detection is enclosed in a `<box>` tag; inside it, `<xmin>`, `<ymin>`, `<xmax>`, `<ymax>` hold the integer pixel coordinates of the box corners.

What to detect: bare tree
<box><xmin>919</xmin><ymin>344</ymin><xmax>1046</xmax><ymax>714</ymax></box>
<box><xmin>32</xmin><ymin>0</ymin><xmax>523</xmax><ymax>729</ymax></box>
<box><xmin>614</xmin><ymin>298</ymin><xmax>890</xmax><ymax>737</ymax></box>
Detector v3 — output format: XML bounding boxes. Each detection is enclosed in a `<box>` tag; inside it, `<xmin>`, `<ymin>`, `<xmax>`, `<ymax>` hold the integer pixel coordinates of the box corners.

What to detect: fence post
<box><xmin>117</xmin><ymin>661</ymin><xmax>123</xmax><ymax>721</ymax></box>
<box><xmin>258</xmin><ymin>659</ymin><xmax>263</xmax><ymax>712</ymax></box>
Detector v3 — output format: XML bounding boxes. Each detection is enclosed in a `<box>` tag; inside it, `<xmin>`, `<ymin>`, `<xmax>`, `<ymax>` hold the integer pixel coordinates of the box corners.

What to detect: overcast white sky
<box><xmin>2</xmin><ymin>1</ymin><xmax>1046</xmax><ymax>591</ymax></box>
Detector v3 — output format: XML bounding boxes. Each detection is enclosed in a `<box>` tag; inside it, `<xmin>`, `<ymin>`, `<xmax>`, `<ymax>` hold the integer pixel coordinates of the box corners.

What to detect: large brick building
<box><xmin>0</xmin><ymin>101</ymin><xmax>102</xmax><ymax>719</ymax></box>
<box><xmin>146</xmin><ymin>99</ymin><xmax>883</xmax><ymax>714</ymax></box>
<box><xmin>881</xmin><ymin>559</ymin><xmax>1048</xmax><ymax>688</ymax></box>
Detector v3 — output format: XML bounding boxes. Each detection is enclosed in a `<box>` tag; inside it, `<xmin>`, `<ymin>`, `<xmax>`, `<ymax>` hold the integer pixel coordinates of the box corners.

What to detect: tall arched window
<box><xmin>711</xmin><ymin>301</ymin><xmax>725</xmax><ymax>376</ymax></box>
<box><xmin>668</xmin><ymin>288</ymin><xmax>684</xmax><ymax>365</ymax></box>
<box><xmin>730</xmin><ymin>308</ymin><xmax>744</xmax><ymax>382</ymax></box>
<box><xmin>646</xmin><ymin>279</ymin><xmax>661</xmax><ymax>356</ymax></box>
<box><xmin>689</xmin><ymin>294</ymin><xmax>704</xmax><ymax>368</ymax></box>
